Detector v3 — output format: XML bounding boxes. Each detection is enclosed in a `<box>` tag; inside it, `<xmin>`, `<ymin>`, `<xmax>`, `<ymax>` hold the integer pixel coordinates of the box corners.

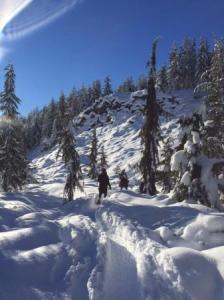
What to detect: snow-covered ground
<box><xmin>1</xmin><ymin>90</ymin><xmax>224</xmax><ymax>300</ymax></box>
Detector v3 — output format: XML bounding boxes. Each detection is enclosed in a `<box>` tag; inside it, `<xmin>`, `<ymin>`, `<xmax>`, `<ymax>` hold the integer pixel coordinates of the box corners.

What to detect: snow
<box><xmin>181</xmin><ymin>171</ymin><xmax>191</xmax><ymax>186</ymax></box>
<box><xmin>198</xmin><ymin>156</ymin><xmax>224</xmax><ymax>208</ymax></box>
<box><xmin>0</xmin><ymin>90</ymin><xmax>224</xmax><ymax>299</ymax></box>
<box><xmin>171</xmin><ymin>150</ymin><xmax>187</xmax><ymax>172</ymax></box>
<box><xmin>184</xmin><ymin>140</ymin><xmax>195</xmax><ymax>154</ymax></box>
<box><xmin>191</xmin><ymin>131</ymin><xmax>200</xmax><ymax>144</ymax></box>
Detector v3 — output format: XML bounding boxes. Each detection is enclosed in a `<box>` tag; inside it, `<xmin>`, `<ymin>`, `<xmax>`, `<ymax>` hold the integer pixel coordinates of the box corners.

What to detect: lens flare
<box><xmin>2</xmin><ymin>0</ymin><xmax>81</xmax><ymax>39</ymax></box>
<box><xmin>0</xmin><ymin>0</ymin><xmax>33</xmax><ymax>33</ymax></box>
<box><xmin>0</xmin><ymin>0</ymin><xmax>81</xmax><ymax>60</ymax></box>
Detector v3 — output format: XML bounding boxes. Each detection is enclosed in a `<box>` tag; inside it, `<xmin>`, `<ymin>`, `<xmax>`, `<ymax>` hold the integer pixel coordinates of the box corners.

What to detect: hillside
<box><xmin>0</xmin><ymin>90</ymin><xmax>224</xmax><ymax>300</ymax></box>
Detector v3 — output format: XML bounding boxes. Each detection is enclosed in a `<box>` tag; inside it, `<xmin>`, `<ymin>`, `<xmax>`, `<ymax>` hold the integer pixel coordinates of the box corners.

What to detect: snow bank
<box><xmin>96</xmin><ymin>204</ymin><xmax>224</xmax><ymax>300</ymax></box>
<box><xmin>96</xmin><ymin>205</ymin><xmax>189</xmax><ymax>300</ymax></box>
<box><xmin>158</xmin><ymin>247</ymin><xmax>224</xmax><ymax>300</ymax></box>
<box><xmin>182</xmin><ymin>213</ymin><xmax>224</xmax><ymax>250</ymax></box>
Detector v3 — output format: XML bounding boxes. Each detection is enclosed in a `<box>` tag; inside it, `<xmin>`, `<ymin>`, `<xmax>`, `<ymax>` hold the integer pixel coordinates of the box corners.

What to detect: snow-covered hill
<box><xmin>1</xmin><ymin>90</ymin><xmax>224</xmax><ymax>300</ymax></box>
<box><xmin>73</xmin><ymin>89</ymin><xmax>202</xmax><ymax>189</ymax></box>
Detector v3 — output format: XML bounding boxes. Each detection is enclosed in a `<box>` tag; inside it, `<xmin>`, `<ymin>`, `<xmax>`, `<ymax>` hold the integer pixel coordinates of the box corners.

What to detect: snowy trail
<box><xmin>1</xmin><ymin>172</ymin><xmax>224</xmax><ymax>299</ymax></box>
<box><xmin>1</xmin><ymin>135</ymin><xmax>224</xmax><ymax>300</ymax></box>
<box><xmin>95</xmin><ymin>204</ymin><xmax>183</xmax><ymax>300</ymax></box>
<box><xmin>101</xmin><ymin>238</ymin><xmax>141</xmax><ymax>300</ymax></box>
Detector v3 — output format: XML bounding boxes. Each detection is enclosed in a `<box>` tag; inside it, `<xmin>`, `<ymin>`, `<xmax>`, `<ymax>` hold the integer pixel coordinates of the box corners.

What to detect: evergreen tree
<box><xmin>137</xmin><ymin>74</ymin><xmax>148</xmax><ymax>90</ymax></box>
<box><xmin>40</xmin><ymin>106</ymin><xmax>50</xmax><ymax>139</ymax></box>
<box><xmin>39</xmin><ymin>100</ymin><xmax>58</xmax><ymax>148</ymax></box>
<box><xmin>0</xmin><ymin>120</ymin><xmax>28</xmax><ymax>191</ymax></box>
<box><xmin>92</xmin><ymin>80</ymin><xmax>102</xmax><ymax>100</ymax></box>
<box><xmin>171</xmin><ymin>114</ymin><xmax>210</xmax><ymax>205</ymax></box>
<box><xmin>53</xmin><ymin>92</ymin><xmax>68</xmax><ymax>143</ymax></box>
<box><xmin>179</xmin><ymin>37</ymin><xmax>197</xmax><ymax>88</ymax></box>
<box><xmin>167</xmin><ymin>45</ymin><xmax>181</xmax><ymax>89</ymax></box>
<box><xmin>202</xmin><ymin>39</ymin><xmax>224</xmax><ymax>158</ymax></box>
<box><xmin>117</xmin><ymin>76</ymin><xmax>136</xmax><ymax>92</ymax></box>
<box><xmin>67</xmin><ymin>88</ymin><xmax>81</xmax><ymax>120</ymax></box>
<box><xmin>78</xmin><ymin>85</ymin><xmax>90</xmax><ymax>108</ymax></box>
<box><xmin>196</xmin><ymin>37</ymin><xmax>211</xmax><ymax>83</ymax></box>
<box><xmin>158</xmin><ymin>137</ymin><xmax>174</xmax><ymax>192</ymax></box>
<box><xmin>58</xmin><ymin>92</ymin><xmax>67</xmax><ymax>125</ymax></box>
<box><xmin>157</xmin><ymin>65</ymin><xmax>168</xmax><ymax>92</ymax></box>
<box><xmin>103</xmin><ymin>76</ymin><xmax>113</xmax><ymax>96</ymax></box>
<box><xmin>87</xmin><ymin>87</ymin><xmax>95</xmax><ymax>106</ymax></box>
<box><xmin>140</xmin><ymin>40</ymin><xmax>161</xmax><ymax>195</ymax></box>
<box><xmin>0</xmin><ymin>64</ymin><xmax>21</xmax><ymax>117</ymax></box>
<box><xmin>183</xmin><ymin>39</ymin><xmax>224</xmax><ymax>208</ymax></box>
<box><xmin>57</xmin><ymin>125</ymin><xmax>83</xmax><ymax>201</ymax></box>
<box><xmin>114</xmin><ymin>165</ymin><xmax>121</xmax><ymax>176</ymax></box>
<box><xmin>88</xmin><ymin>127</ymin><xmax>98</xmax><ymax>179</ymax></box>
<box><xmin>100</xmin><ymin>145</ymin><xmax>108</xmax><ymax>169</ymax></box>
<box><xmin>0</xmin><ymin>64</ymin><xmax>28</xmax><ymax>191</ymax></box>
<box><xmin>47</xmin><ymin>99</ymin><xmax>57</xmax><ymax>135</ymax></box>
<box><xmin>25</xmin><ymin>109</ymin><xmax>42</xmax><ymax>149</ymax></box>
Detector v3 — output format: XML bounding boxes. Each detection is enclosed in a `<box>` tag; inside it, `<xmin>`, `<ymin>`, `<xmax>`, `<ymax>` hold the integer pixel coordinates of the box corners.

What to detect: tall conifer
<box><xmin>140</xmin><ymin>40</ymin><xmax>161</xmax><ymax>195</ymax></box>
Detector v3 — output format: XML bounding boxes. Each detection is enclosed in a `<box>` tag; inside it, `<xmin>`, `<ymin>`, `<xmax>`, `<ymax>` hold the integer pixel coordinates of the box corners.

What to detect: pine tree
<box><xmin>114</xmin><ymin>165</ymin><xmax>121</xmax><ymax>176</ymax></box>
<box><xmin>159</xmin><ymin>137</ymin><xmax>174</xmax><ymax>192</ymax></box>
<box><xmin>92</xmin><ymin>80</ymin><xmax>102</xmax><ymax>100</ymax></box>
<box><xmin>0</xmin><ymin>64</ymin><xmax>28</xmax><ymax>191</ymax></box>
<box><xmin>47</xmin><ymin>99</ymin><xmax>57</xmax><ymax>135</ymax></box>
<box><xmin>67</xmin><ymin>88</ymin><xmax>81</xmax><ymax>120</ymax></box>
<box><xmin>196</xmin><ymin>37</ymin><xmax>211</xmax><ymax>83</ymax></box>
<box><xmin>52</xmin><ymin>92</ymin><xmax>68</xmax><ymax>144</ymax></box>
<box><xmin>103</xmin><ymin>76</ymin><xmax>113</xmax><ymax>96</ymax></box>
<box><xmin>88</xmin><ymin>127</ymin><xmax>98</xmax><ymax>179</ymax></box>
<box><xmin>0</xmin><ymin>64</ymin><xmax>21</xmax><ymax>117</ymax></box>
<box><xmin>140</xmin><ymin>39</ymin><xmax>161</xmax><ymax>195</ymax></box>
<box><xmin>167</xmin><ymin>45</ymin><xmax>181</xmax><ymax>89</ymax></box>
<box><xmin>77</xmin><ymin>85</ymin><xmax>89</xmax><ymax>108</ymax></box>
<box><xmin>117</xmin><ymin>76</ymin><xmax>136</xmax><ymax>92</ymax></box>
<box><xmin>157</xmin><ymin>65</ymin><xmax>168</xmax><ymax>92</ymax></box>
<box><xmin>40</xmin><ymin>106</ymin><xmax>50</xmax><ymax>139</ymax></box>
<box><xmin>40</xmin><ymin>99</ymin><xmax>58</xmax><ymax>148</ymax></box>
<box><xmin>100</xmin><ymin>145</ymin><xmax>108</xmax><ymax>169</ymax></box>
<box><xmin>179</xmin><ymin>37</ymin><xmax>197</xmax><ymax>88</ymax></box>
<box><xmin>57</xmin><ymin>125</ymin><xmax>83</xmax><ymax>201</ymax></box>
<box><xmin>137</xmin><ymin>74</ymin><xmax>148</xmax><ymax>90</ymax></box>
<box><xmin>58</xmin><ymin>92</ymin><xmax>67</xmax><ymax>126</ymax></box>
<box><xmin>202</xmin><ymin>39</ymin><xmax>224</xmax><ymax>158</ymax></box>
<box><xmin>0</xmin><ymin>120</ymin><xmax>28</xmax><ymax>191</ymax></box>
<box><xmin>171</xmin><ymin>114</ymin><xmax>210</xmax><ymax>205</ymax></box>
<box><xmin>25</xmin><ymin>109</ymin><xmax>42</xmax><ymax>149</ymax></box>
<box><xmin>188</xmin><ymin>39</ymin><xmax>224</xmax><ymax>208</ymax></box>
<box><xmin>87</xmin><ymin>87</ymin><xmax>95</xmax><ymax>106</ymax></box>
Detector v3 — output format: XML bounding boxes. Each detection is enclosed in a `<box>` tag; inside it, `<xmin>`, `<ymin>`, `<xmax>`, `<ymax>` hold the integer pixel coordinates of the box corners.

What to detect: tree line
<box><xmin>1</xmin><ymin>36</ymin><xmax>224</xmax><ymax>208</ymax></box>
<box><xmin>146</xmin><ymin>38</ymin><xmax>224</xmax><ymax>209</ymax></box>
<box><xmin>25</xmin><ymin>37</ymin><xmax>212</xmax><ymax>151</ymax></box>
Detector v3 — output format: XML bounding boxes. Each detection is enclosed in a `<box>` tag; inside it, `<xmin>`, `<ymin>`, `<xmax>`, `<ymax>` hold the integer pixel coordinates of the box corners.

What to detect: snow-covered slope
<box><xmin>1</xmin><ymin>90</ymin><xmax>224</xmax><ymax>300</ymax></box>
<box><xmin>73</xmin><ymin>89</ymin><xmax>202</xmax><ymax>188</ymax></box>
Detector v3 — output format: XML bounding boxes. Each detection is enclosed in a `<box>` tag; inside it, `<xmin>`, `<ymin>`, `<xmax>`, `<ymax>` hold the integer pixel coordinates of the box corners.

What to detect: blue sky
<box><xmin>1</xmin><ymin>0</ymin><xmax>224</xmax><ymax>115</ymax></box>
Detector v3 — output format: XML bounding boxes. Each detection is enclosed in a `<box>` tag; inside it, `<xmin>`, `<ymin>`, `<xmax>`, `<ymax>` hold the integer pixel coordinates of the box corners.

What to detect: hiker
<box><xmin>139</xmin><ymin>181</ymin><xmax>145</xmax><ymax>194</ymax></box>
<box><xmin>97</xmin><ymin>168</ymin><xmax>111</xmax><ymax>204</ymax></box>
<box><xmin>119</xmin><ymin>169</ymin><xmax>129</xmax><ymax>190</ymax></box>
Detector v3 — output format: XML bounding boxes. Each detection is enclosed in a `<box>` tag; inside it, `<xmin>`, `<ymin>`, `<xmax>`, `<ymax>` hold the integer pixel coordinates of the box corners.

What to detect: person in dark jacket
<box><xmin>119</xmin><ymin>169</ymin><xmax>129</xmax><ymax>190</ymax></box>
<box><xmin>97</xmin><ymin>168</ymin><xmax>111</xmax><ymax>204</ymax></box>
